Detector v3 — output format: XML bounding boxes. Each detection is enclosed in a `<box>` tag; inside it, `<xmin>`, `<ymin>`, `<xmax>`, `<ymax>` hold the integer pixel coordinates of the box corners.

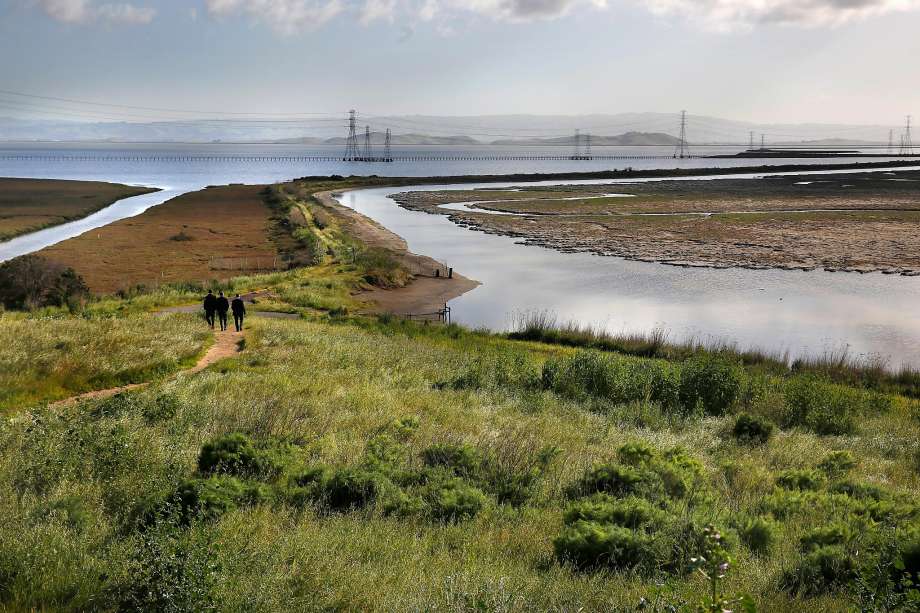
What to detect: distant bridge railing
<box><xmin>0</xmin><ymin>154</ymin><xmax>698</xmax><ymax>163</ymax></box>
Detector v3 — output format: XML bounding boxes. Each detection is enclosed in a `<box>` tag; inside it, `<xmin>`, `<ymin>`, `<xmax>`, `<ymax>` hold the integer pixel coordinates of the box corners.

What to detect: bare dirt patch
<box><xmin>0</xmin><ymin>178</ymin><xmax>157</xmax><ymax>241</ymax></box>
<box><xmin>39</xmin><ymin>185</ymin><xmax>279</xmax><ymax>293</ymax></box>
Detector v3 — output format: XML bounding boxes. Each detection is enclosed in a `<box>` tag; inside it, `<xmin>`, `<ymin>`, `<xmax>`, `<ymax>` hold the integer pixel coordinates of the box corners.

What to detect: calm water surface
<box><xmin>339</xmin><ymin>180</ymin><xmax>920</xmax><ymax>369</ymax></box>
<box><xmin>3</xmin><ymin>143</ymin><xmax>920</xmax><ymax>367</ymax></box>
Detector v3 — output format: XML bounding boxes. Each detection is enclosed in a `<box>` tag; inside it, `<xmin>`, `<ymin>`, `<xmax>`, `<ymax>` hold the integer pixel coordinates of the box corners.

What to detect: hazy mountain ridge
<box><xmin>0</xmin><ymin>114</ymin><xmax>893</xmax><ymax>144</ymax></box>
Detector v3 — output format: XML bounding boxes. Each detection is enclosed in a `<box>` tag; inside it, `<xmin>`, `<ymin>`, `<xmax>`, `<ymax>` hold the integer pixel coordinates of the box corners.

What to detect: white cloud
<box><xmin>31</xmin><ymin>0</ymin><xmax>155</xmax><ymax>24</ymax></box>
<box><xmin>204</xmin><ymin>0</ymin><xmax>345</xmax><ymax>34</ymax></box>
<box><xmin>201</xmin><ymin>0</ymin><xmax>919</xmax><ymax>33</ymax></box>
<box><xmin>644</xmin><ymin>0</ymin><xmax>920</xmax><ymax>30</ymax></box>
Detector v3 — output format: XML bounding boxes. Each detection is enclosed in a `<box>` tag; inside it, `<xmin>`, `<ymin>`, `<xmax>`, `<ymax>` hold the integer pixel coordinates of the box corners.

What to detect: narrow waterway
<box><xmin>338</xmin><ymin>177</ymin><xmax>920</xmax><ymax>369</ymax></box>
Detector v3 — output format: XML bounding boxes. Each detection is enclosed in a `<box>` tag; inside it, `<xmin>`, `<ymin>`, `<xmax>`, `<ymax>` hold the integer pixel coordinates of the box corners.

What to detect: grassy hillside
<box><xmin>1</xmin><ymin>280</ymin><xmax>919</xmax><ymax>611</ymax></box>
<box><xmin>2</xmin><ymin>177</ymin><xmax>920</xmax><ymax>611</ymax></box>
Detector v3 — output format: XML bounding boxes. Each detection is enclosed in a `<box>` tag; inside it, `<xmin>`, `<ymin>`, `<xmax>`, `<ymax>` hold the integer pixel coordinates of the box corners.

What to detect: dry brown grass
<box><xmin>39</xmin><ymin>185</ymin><xmax>279</xmax><ymax>293</ymax></box>
<box><xmin>0</xmin><ymin>178</ymin><xmax>156</xmax><ymax>241</ymax></box>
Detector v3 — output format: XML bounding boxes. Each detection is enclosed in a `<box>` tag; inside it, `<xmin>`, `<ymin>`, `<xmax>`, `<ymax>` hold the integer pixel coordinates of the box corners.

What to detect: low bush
<box><xmin>678</xmin><ymin>354</ymin><xmax>744</xmax><ymax>416</ymax></box>
<box><xmin>0</xmin><ymin>254</ymin><xmax>88</xmax><ymax>310</ymax></box>
<box><xmin>800</xmin><ymin>523</ymin><xmax>854</xmax><ymax>552</ymax></box>
<box><xmin>818</xmin><ymin>450</ymin><xmax>857</xmax><ymax>478</ymax></box>
<box><xmin>449</xmin><ymin>348</ymin><xmax>539</xmax><ymax>391</ymax></box>
<box><xmin>736</xmin><ymin>516</ymin><xmax>776</xmax><ymax>555</ymax></box>
<box><xmin>321</xmin><ymin>468</ymin><xmax>394</xmax><ymax>511</ymax></box>
<box><xmin>175</xmin><ymin>476</ymin><xmax>271</xmax><ymax>523</ymax></box>
<box><xmin>197</xmin><ymin>433</ymin><xmax>297</xmax><ymax>479</ymax></box>
<box><xmin>567</xmin><ymin>444</ymin><xmax>703</xmax><ymax>502</ymax></box>
<box><xmin>563</xmin><ymin>495</ymin><xmax>665</xmax><ymax>530</ymax></box>
<box><xmin>782</xmin><ymin>375</ymin><xmax>889</xmax><ymax>435</ymax></box>
<box><xmin>542</xmin><ymin>351</ymin><xmax>679</xmax><ymax>409</ymax></box>
<box><xmin>731</xmin><ymin>412</ymin><xmax>775</xmax><ymax>445</ymax></box>
<box><xmin>554</xmin><ymin>522</ymin><xmax>659</xmax><ymax>571</ymax></box>
<box><xmin>422</xmin><ymin>478</ymin><xmax>487</xmax><ymax>522</ymax></box>
<box><xmin>422</xmin><ymin>443</ymin><xmax>481</xmax><ymax>478</ymax></box>
<box><xmin>776</xmin><ymin>469</ymin><xmax>826</xmax><ymax>491</ymax></box>
<box><xmin>782</xmin><ymin>546</ymin><xmax>857</xmax><ymax>596</ymax></box>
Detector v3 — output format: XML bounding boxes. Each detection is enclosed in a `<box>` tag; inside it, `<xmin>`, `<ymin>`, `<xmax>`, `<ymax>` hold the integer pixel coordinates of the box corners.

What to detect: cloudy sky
<box><xmin>1</xmin><ymin>0</ymin><xmax>918</xmax><ymax>125</ymax></box>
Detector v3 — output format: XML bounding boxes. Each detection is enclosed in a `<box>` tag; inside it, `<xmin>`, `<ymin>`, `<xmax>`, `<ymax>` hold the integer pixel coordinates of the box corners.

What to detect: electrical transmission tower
<box><xmin>363</xmin><ymin>126</ymin><xmax>372</xmax><ymax>161</ymax></box>
<box><xmin>384</xmin><ymin>129</ymin><xmax>392</xmax><ymax>162</ymax></box>
<box><xmin>344</xmin><ymin>110</ymin><xmax>361</xmax><ymax>161</ymax></box>
<box><xmin>749</xmin><ymin>131</ymin><xmax>755</xmax><ymax>150</ymax></box>
<box><xmin>585</xmin><ymin>133</ymin><xmax>592</xmax><ymax>159</ymax></box>
<box><xmin>905</xmin><ymin>115</ymin><xmax>914</xmax><ymax>155</ymax></box>
<box><xmin>573</xmin><ymin>129</ymin><xmax>581</xmax><ymax>158</ymax></box>
<box><xmin>673</xmin><ymin>110</ymin><xmax>689</xmax><ymax>158</ymax></box>
<box><xmin>888</xmin><ymin>129</ymin><xmax>894</xmax><ymax>155</ymax></box>
<box><xmin>761</xmin><ymin>134</ymin><xmax>766</xmax><ymax>150</ymax></box>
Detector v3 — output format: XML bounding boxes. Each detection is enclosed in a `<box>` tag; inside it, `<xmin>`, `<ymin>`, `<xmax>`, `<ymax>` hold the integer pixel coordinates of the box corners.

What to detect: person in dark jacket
<box><xmin>231</xmin><ymin>294</ymin><xmax>246</xmax><ymax>332</ymax></box>
<box><xmin>215</xmin><ymin>291</ymin><xmax>230</xmax><ymax>331</ymax></box>
<box><xmin>202</xmin><ymin>290</ymin><xmax>217</xmax><ymax>329</ymax></box>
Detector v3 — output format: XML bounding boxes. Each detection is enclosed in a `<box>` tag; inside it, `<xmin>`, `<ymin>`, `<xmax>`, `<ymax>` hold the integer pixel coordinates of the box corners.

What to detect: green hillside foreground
<box><xmin>1</xmin><ymin>282</ymin><xmax>920</xmax><ymax>611</ymax></box>
<box><xmin>1</xmin><ymin>181</ymin><xmax>919</xmax><ymax>611</ymax></box>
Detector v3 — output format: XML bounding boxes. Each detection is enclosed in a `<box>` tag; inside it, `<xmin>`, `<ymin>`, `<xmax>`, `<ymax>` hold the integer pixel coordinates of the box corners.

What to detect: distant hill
<box><xmin>0</xmin><ymin>114</ymin><xmax>899</xmax><ymax>145</ymax></box>
<box><xmin>774</xmin><ymin>138</ymin><xmax>885</xmax><ymax>147</ymax></box>
<box><xmin>490</xmin><ymin>132</ymin><xmax>680</xmax><ymax>146</ymax></box>
<box><xmin>315</xmin><ymin>133</ymin><xmax>480</xmax><ymax>146</ymax></box>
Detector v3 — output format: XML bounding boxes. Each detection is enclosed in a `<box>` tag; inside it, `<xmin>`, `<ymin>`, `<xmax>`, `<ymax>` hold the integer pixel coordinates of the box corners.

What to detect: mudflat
<box><xmin>393</xmin><ymin>168</ymin><xmax>920</xmax><ymax>274</ymax></box>
<box><xmin>39</xmin><ymin>184</ymin><xmax>278</xmax><ymax>293</ymax></box>
<box><xmin>0</xmin><ymin>177</ymin><xmax>157</xmax><ymax>241</ymax></box>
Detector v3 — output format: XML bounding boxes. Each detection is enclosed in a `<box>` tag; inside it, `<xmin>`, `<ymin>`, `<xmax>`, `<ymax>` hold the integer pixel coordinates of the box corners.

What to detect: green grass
<box><xmin>1</xmin><ymin>308</ymin><xmax>919</xmax><ymax>611</ymax></box>
<box><xmin>0</xmin><ymin>312</ymin><xmax>210</xmax><ymax>410</ymax></box>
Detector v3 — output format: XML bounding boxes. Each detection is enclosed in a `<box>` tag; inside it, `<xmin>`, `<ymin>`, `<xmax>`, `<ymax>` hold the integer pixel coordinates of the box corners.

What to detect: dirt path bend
<box><xmin>50</xmin><ymin>328</ymin><xmax>243</xmax><ymax>408</ymax></box>
<box><xmin>314</xmin><ymin>190</ymin><xmax>479</xmax><ymax>315</ymax></box>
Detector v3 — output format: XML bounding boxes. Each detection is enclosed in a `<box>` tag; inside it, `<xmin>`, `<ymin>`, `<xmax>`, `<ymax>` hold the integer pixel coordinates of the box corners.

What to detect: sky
<box><xmin>1</xmin><ymin>0</ymin><xmax>919</xmax><ymax>127</ymax></box>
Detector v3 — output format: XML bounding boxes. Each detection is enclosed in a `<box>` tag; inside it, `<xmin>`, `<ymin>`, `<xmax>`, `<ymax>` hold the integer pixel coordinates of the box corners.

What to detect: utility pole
<box><xmin>585</xmin><ymin>133</ymin><xmax>592</xmax><ymax>159</ymax></box>
<box><xmin>674</xmin><ymin>110</ymin><xmax>689</xmax><ymax>159</ymax></box>
<box><xmin>888</xmin><ymin>129</ymin><xmax>894</xmax><ymax>155</ymax></box>
<box><xmin>384</xmin><ymin>128</ymin><xmax>392</xmax><ymax>162</ymax></box>
<box><xmin>749</xmin><ymin>131</ymin><xmax>754</xmax><ymax>150</ymax></box>
<box><xmin>761</xmin><ymin>134</ymin><xmax>766</xmax><ymax>150</ymax></box>
<box><xmin>906</xmin><ymin>115</ymin><xmax>914</xmax><ymax>155</ymax></box>
<box><xmin>573</xmin><ymin>129</ymin><xmax>581</xmax><ymax>158</ymax></box>
<box><xmin>363</xmin><ymin>125</ymin><xmax>372</xmax><ymax>160</ymax></box>
<box><xmin>344</xmin><ymin>110</ymin><xmax>360</xmax><ymax>161</ymax></box>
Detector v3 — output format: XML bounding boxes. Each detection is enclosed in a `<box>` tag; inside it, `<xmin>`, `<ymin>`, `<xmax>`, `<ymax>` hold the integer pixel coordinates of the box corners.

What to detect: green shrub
<box><xmin>732</xmin><ymin>412</ymin><xmax>774</xmax><ymax>445</ymax></box>
<box><xmin>782</xmin><ymin>376</ymin><xmax>881</xmax><ymax>435</ymax></box>
<box><xmin>736</xmin><ymin>516</ymin><xmax>776</xmax><ymax>555</ymax></box>
<box><xmin>800</xmin><ymin>523</ymin><xmax>853</xmax><ymax>552</ymax></box>
<box><xmin>828</xmin><ymin>480</ymin><xmax>885</xmax><ymax>501</ymax></box>
<box><xmin>142</xmin><ymin>393</ymin><xmax>181</xmax><ymax>423</ymax></box>
<box><xmin>542</xmin><ymin>351</ymin><xmax>679</xmax><ymax>409</ymax></box>
<box><xmin>782</xmin><ymin>546</ymin><xmax>857</xmax><ymax>595</ymax></box>
<box><xmin>678</xmin><ymin>354</ymin><xmax>744</xmax><ymax>416</ymax></box>
<box><xmin>422</xmin><ymin>443</ymin><xmax>482</xmax><ymax>478</ymax></box>
<box><xmin>423</xmin><ymin>478</ymin><xmax>487</xmax><ymax>522</ymax></box>
<box><xmin>896</xmin><ymin>533</ymin><xmax>920</xmax><ymax>588</ymax></box>
<box><xmin>175</xmin><ymin>476</ymin><xmax>270</xmax><ymax>522</ymax></box>
<box><xmin>563</xmin><ymin>495</ymin><xmax>665</xmax><ymax>530</ymax></box>
<box><xmin>568</xmin><ymin>445</ymin><xmax>703</xmax><ymax>502</ymax></box>
<box><xmin>450</xmin><ymin>348</ymin><xmax>539</xmax><ymax>390</ymax></box>
<box><xmin>197</xmin><ymin>433</ymin><xmax>296</xmax><ymax>479</ymax></box>
<box><xmin>776</xmin><ymin>469</ymin><xmax>825</xmax><ymax>491</ymax></box>
<box><xmin>322</xmin><ymin>468</ymin><xmax>394</xmax><ymax>511</ymax></box>
<box><xmin>568</xmin><ymin>462</ymin><xmax>659</xmax><ymax>499</ymax></box>
<box><xmin>818</xmin><ymin>450</ymin><xmax>857</xmax><ymax>478</ymax></box>
<box><xmin>554</xmin><ymin>522</ymin><xmax>658</xmax><ymax>571</ymax></box>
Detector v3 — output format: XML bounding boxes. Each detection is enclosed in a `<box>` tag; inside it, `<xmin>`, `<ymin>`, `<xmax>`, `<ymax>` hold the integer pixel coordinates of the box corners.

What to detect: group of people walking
<box><xmin>203</xmin><ymin>290</ymin><xmax>246</xmax><ymax>332</ymax></box>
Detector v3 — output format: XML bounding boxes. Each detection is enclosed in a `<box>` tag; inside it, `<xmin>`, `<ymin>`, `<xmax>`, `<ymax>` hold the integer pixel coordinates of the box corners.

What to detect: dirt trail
<box><xmin>50</xmin><ymin>328</ymin><xmax>243</xmax><ymax>408</ymax></box>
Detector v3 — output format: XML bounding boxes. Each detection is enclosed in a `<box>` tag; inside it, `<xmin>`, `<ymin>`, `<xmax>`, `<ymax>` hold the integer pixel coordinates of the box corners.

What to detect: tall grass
<box><xmin>0</xmin><ymin>312</ymin><xmax>209</xmax><ymax>410</ymax></box>
<box><xmin>0</xmin><ymin>300</ymin><xmax>918</xmax><ymax>610</ymax></box>
<box><xmin>509</xmin><ymin>310</ymin><xmax>920</xmax><ymax>397</ymax></box>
